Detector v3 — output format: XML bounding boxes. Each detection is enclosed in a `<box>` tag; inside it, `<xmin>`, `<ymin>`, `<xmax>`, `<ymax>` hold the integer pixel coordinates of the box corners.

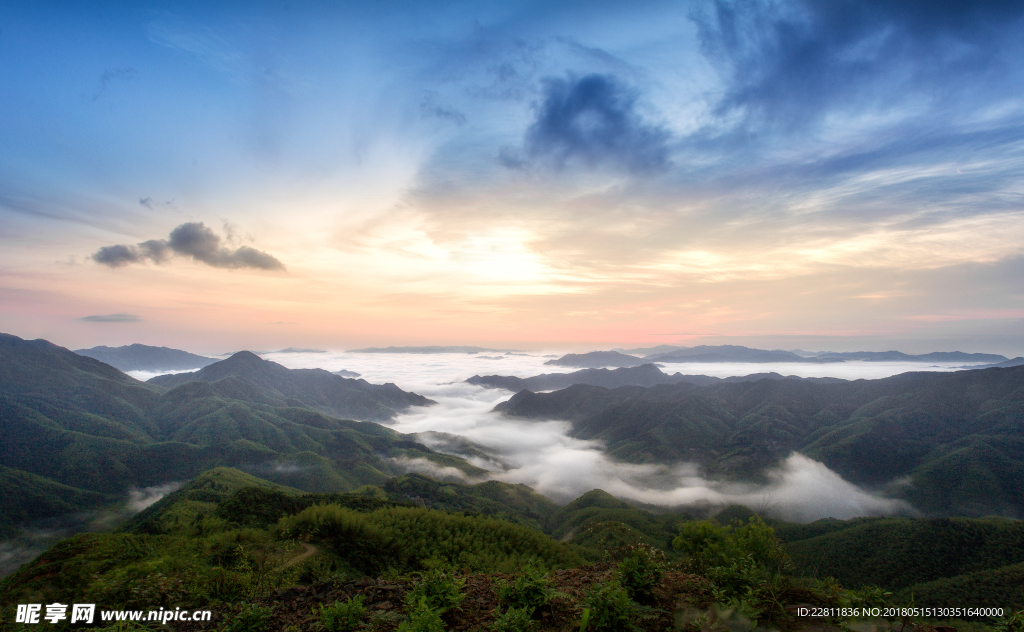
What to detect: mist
<box><xmin>0</xmin><ymin>482</ymin><xmax>182</xmax><ymax>577</ymax></box>
<box><xmin>258</xmin><ymin>350</ymin><xmax>962</xmax><ymax>521</ymax></box>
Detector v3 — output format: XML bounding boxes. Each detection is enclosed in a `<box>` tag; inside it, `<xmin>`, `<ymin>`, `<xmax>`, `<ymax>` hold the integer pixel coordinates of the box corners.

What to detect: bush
<box><xmin>581</xmin><ymin>581</ymin><xmax>636</xmax><ymax>632</ymax></box>
<box><xmin>405</xmin><ymin>567</ymin><xmax>465</xmax><ymax>614</ymax></box>
<box><xmin>398</xmin><ymin>596</ymin><xmax>445</xmax><ymax>632</ymax></box>
<box><xmin>496</xmin><ymin>559</ymin><xmax>557</xmax><ymax>615</ymax></box>
<box><xmin>673</xmin><ymin>516</ymin><xmax>787</xmax><ymax>574</ymax></box>
<box><xmin>318</xmin><ymin>595</ymin><xmax>366</xmax><ymax>631</ymax></box>
<box><xmin>491</xmin><ymin>605</ymin><xmax>535</xmax><ymax>632</ymax></box>
<box><xmin>616</xmin><ymin>545</ymin><xmax>665</xmax><ymax>601</ymax></box>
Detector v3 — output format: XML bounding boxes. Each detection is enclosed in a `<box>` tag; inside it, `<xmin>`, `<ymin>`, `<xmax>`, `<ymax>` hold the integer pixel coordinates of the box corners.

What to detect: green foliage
<box><xmin>672</xmin><ymin>517</ymin><xmax>795</xmax><ymax>627</ymax></box>
<box><xmin>581</xmin><ymin>580</ymin><xmax>637</xmax><ymax>632</ymax></box>
<box><xmin>215</xmin><ymin>486</ymin><xmax>397</xmax><ymax>528</ymax></box>
<box><xmin>367</xmin><ymin>506</ymin><xmax>586</xmax><ymax>572</ymax></box>
<box><xmin>496</xmin><ymin>559</ymin><xmax>557</xmax><ymax>615</ymax></box>
<box><xmin>674</xmin><ymin>516</ymin><xmax>786</xmax><ymax>574</ymax></box>
<box><xmin>995</xmin><ymin>609</ymin><xmax>1024</xmax><ymax>632</ymax></box>
<box><xmin>405</xmin><ymin>567</ymin><xmax>465</xmax><ymax>613</ymax></box>
<box><xmin>220</xmin><ymin>602</ymin><xmax>272</xmax><ymax>632</ymax></box>
<box><xmin>784</xmin><ymin>516</ymin><xmax>1024</xmax><ymax>593</ymax></box>
<box><xmin>491</xmin><ymin>605</ymin><xmax>535</xmax><ymax>632</ymax></box>
<box><xmin>895</xmin><ymin>561</ymin><xmax>1024</xmax><ymax>609</ymax></box>
<box><xmin>398</xmin><ymin>597</ymin><xmax>445</xmax><ymax>632</ymax></box>
<box><xmin>616</xmin><ymin>545</ymin><xmax>665</xmax><ymax>600</ymax></box>
<box><xmin>318</xmin><ymin>595</ymin><xmax>366</xmax><ymax>632</ymax></box>
<box><xmin>277</xmin><ymin>504</ymin><xmax>399</xmax><ymax>574</ymax></box>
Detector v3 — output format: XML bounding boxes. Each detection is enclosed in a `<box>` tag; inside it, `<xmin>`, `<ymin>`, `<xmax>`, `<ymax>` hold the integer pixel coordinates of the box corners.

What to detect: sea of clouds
<box><xmin>254</xmin><ymin>350</ymin><xmax>982</xmax><ymax>522</ymax></box>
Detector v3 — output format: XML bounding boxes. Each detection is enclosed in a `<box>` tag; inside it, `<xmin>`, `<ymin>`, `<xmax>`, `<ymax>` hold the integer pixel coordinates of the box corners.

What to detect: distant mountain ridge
<box><xmin>814</xmin><ymin>350</ymin><xmax>1008</xmax><ymax>362</ymax></box>
<box><xmin>468</xmin><ymin>363</ymin><xmax>846</xmax><ymax>391</ymax></box>
<box><xmin>644</xmin><ymin>345</ymin><xmax>841</xmax><ymax>363</ymax></box>
<box><xmin>544</xmin><ymin>350</ymin><xmax>647</xmax><ymax>368</ymax></box>
<box><xmin>555</xmin><ymin>344</ymin><xmax>1009</xmax><ymax>367</ymax></box>
<box><xmin>74</xmin><ymin>343</ymin><xmax>218</xmax><ymax>371</ymax></box>
<box><xmin>349</xmin><ymin>346</ymin><xmax>519</xmax><ymax>354</ymax></box>
<box><xmin>148</xmin><ymin>351</ymin><xmax>432</xmax><ymax>421</ymax></box>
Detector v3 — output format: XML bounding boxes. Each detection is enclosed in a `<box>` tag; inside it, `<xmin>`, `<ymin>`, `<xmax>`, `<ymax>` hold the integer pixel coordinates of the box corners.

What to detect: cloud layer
<box><xmin>93</xmin><ymin>222</ymin><xmax>285</xmax><ymax>271</ymax></box>
<box><xmin>262</xmin><ymin>350</ymin><xmax>927</xmax><ymax>522</ymax></box>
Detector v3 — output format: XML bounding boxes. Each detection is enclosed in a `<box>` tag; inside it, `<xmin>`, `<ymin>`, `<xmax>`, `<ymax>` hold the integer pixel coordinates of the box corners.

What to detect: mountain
<box><xmin>964</xmin><ymin>357</ymin><xmax>1024</xmax><ymax>370</ymax></box>
<box><xmin>614</xmin><ymin>344</ymin><xmax>689</xmax><ymax>355</ymax></box>
<box><xmin>644</xmin><ymin>345</ymin><xmax>841</xmax><ymax>363</ymax></box>
<box><xmin>74</xmin><ymin>343</ymin><xmax>218</xmax><ymax>372</ymax></box>
<box><xmin>467</xmin><ymin>363</ymin><xmax>845</xmax><ymax>391</ymax></box>
<box><xmin>494</xmin><ymin>366</ymin><xmax>1024</xmax><ymax>517</ymax></box>
<box><xmin>148</xmin><ymin>351</ymin><xmax>432</xmax><ymax>422</ymax></box>
<box><xmin>543</xmin><ymin>350</ymin><xmax>646</xmax><ymax>368</ymax></box>
<box><xmin>348</xmin><ymin>346</ymin><xmax>516</xmax><ymax>353</ymax></box>
<box><xmin>0</xmin><ymin>333</ymin><xmax>478</xmax><ymax>538</ymax></box>
<box><xmin>815</xmin><ymin>350</ymin><xmax>1008</xmax><ymax>362</ymax></box>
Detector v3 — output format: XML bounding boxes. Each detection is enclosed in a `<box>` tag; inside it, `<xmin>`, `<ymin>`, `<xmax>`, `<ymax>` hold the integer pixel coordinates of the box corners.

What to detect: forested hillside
<box><xmin>495</xmin><ymin>366</ymin><xmax>1024</xmax><ymax>517</ymax></box>
<box><xmin>0</xmin><ymin>334</ymin><xmax>463</xmax><ymax>538</ymax></box>
<box><xmin>2</xmin><ymin>467</ymin><xmax>1021</xmax><ymax>631</ymax></box>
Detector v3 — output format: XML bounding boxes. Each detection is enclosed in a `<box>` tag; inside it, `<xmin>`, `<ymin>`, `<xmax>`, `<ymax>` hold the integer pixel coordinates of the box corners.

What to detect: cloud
<box><xmin>92</xmin><ymin>222</ymin><xmax>285</xmax><ymax>271</ymax></box>
<box><xmin>693</xmin><ymin>0</ymin><xmax>1024</xmax><ymax>132</ymax></box>
<box><xmin>522</xmin><ymin>73</ymin><xmax>671</xmax><ymax>174</ymax></box>
<box><xmin>271</xmin><ymin>351</ymin><xmax>917</xmax><ymax>522</ymax></box>
<box><xmin>126</xmin><ymin>482</ymin><xmax>182</xmax><ymax>512</ymax></box>
<box><xmin>79</xmin><ymin>313</ymin><xmax>142</xmax><ymax>323</ymax></box>
<box><xmin>387</xmin><ymin>456</ymin><xmax>475</xmax><ymax>483</ymax></box>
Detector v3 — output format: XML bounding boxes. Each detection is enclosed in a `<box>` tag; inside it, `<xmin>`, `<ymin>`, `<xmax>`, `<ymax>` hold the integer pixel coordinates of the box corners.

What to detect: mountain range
<box><xmin>494</xmin><ymin>365</ymin><xmax>1024</xmax><ymax>517</ymax></box>
<box><xmin>0</xmin><ymin>333</ymin><xmax>467</xmax><ymax>539</ymax></box>
<box><xmin>468</xmin><ymin>363</ymin><xmax>845</xmax><ymax>391</ymax></box>
<box><xmin>74</xmin><ymin>343</ymin><xmax>218</xmax><ymax>371</ymax></box>
<box><xmin>552</xmin><ymin>345</ymin><xmax>1009</xmax><ymax>367</ymax></box>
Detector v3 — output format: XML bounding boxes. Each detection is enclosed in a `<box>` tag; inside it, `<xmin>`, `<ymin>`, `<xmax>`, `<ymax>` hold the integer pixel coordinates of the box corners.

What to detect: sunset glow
<box><xmin>2</xmin><ymin>1</ymin><xmax>1023</xmax><ymax>354</ymax></box>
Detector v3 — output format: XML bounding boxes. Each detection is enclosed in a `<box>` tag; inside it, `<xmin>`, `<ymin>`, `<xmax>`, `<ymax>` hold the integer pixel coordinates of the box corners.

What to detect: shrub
<box><xmin>491</xmin><ymin>605</ymin><xmax>535</xmax><ymax>632</ymax></box>
<box><xmin>673</xmin><ymin>516</ymin><xmax>787</xmax><ymax>574</ymax></box>
<box><xmin>995</xmin><ymin>610</ymin><xmax>1024</xmax><ymax>632</ymax></box>
<box><xmin>581</xmin><ymin>581</ymin><xmax>636</xmax><ymax>632</ymax></box>
<box><xmin>398</xmin><ymin>596</ymin><xmax>445</xmax><ymax>632</ymax></box>
<box><xmin>496</xmin><ymin>559</ymin><xmax>557</xmax><ymax>615</ymax></box>
<box><xmin>318</xmin><ymin>595</ymin><xmax>366</xmax><ymax>632</ymax></box>
<box><xmin>405</xmin><ymin>567</ymin><xmax>465</xmax><ymax>614</ymax></box>
<box><xmin>616</xmin><ymin>545</ymin><xmax>665</xmax><ymax>601</ymax></box>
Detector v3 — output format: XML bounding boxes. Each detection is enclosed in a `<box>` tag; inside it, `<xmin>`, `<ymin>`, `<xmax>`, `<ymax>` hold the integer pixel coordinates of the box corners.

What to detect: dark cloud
<box><xmin>693</xmin><ymin>0</ymin><xmax>1024</xmax><ymax>132</ymax></box>
<box><xmin>524</xmin><ymin>73</ymin><xmax>670</xmax><ymax>174</ymax></box>
<box><xmin>92</xmin><ymin>222</ymin><xmax>285</xmax><ymax>271</ymax></box>
<box><xmin>92</xmin><ymin>244</ymin><xmax>144</xmax><ymax>267</ymax></box>
<box><xmin>79</xmin><ymin>313</ymin><xmax>142</xmax><ymax>323</ymax></box>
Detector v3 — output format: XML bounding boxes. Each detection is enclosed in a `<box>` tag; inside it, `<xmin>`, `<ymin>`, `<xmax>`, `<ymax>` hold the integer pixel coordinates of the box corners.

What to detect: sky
<box><xmin>2</xmin><ymin>0</ymin><xmax>1024</xmax><ymax>354</ymax></box>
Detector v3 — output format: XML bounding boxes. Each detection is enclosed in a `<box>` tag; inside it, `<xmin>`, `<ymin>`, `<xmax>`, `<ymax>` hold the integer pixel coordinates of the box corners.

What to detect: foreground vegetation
<box><xmin>2</xmin><ymin>467</ymin><xmax>1022</xmax><ymax>632</ymax></box>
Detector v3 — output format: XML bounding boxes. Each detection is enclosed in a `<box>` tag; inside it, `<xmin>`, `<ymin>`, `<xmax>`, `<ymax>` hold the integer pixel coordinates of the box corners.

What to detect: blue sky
<box><xmin>2</xmin><ymin>0</ymin><xmax>1024</xmax><ymax>353</ymax></box>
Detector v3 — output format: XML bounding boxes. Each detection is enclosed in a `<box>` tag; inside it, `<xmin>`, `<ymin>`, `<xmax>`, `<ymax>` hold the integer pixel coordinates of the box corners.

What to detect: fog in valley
<box><xmin>251</xmin><ymin>350</ymin><xmax>977</xmax><ymax>521</ymax></box>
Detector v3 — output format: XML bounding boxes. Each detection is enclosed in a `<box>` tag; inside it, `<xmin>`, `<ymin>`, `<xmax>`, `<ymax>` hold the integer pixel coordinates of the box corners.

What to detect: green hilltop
<box><xmin>0</xmin><ymin>333</ymin><xmax>475</xmax><ymax>539</ymax></box>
